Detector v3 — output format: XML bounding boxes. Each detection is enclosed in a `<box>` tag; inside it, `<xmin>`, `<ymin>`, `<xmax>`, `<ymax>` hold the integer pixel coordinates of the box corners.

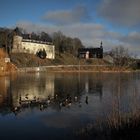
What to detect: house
<box><xmin>78</xmin><ymin>42</ymin><xmax>103</xmax><ymax>59</ymax></box>
<box><xmin>12</xmin><ymin>35</ymin><xmax>55</xmax><ymax>59</ymax></box>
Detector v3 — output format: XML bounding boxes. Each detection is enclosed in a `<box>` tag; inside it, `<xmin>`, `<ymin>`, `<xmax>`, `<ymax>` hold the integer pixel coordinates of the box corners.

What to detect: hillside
<box><xmin>10</xmin><ymin>52</ymin><xmax>110</xmax><ymax>68</ymax></box>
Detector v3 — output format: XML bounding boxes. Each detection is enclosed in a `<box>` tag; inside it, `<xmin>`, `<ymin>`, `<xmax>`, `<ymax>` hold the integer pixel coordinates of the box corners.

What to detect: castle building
<box><xmin>78</xmin><ymin>42</ymin><xmax>103</xmax><ymax>59</ymax></box>
<box><xmin>12</xmin><ymin>35</ymin><xmax>55</xmax><ymax>59</ymax></box>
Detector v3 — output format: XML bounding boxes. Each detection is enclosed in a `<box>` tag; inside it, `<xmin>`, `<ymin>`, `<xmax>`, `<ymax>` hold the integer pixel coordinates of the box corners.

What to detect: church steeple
<box><xmin>100</xmin><ymin>41</ymin><xmax>103</xmax><ymax>49</ymax></box>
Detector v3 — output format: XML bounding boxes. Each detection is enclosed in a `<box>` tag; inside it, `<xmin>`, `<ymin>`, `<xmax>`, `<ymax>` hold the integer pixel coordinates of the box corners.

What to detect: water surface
<box><xmin>0</xmin><ymin>72</ymin><xmax>140</xmax><ymax>139</ymax></box>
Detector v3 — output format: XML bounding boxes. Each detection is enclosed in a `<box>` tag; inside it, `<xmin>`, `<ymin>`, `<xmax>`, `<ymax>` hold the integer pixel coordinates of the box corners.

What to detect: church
<box><xmin>78</xmin><ymin>42</ymin><xmax>103</xmax><ymax>59</ymax></box>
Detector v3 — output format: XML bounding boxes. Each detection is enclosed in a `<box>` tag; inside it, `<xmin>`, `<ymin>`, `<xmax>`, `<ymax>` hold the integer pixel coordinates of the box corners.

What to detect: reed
<box><xmin>76</xmin><ymin>76</ymin><xmax>140</xmax><ymax>139</ymax></box>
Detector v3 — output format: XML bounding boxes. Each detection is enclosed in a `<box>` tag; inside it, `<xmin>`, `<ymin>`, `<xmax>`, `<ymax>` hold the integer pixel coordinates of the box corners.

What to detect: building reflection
<box><xmin>11</xmin><ymin>74</ymin><xmax>55</xmax><ymax>107</ymax></box>
<box><xmin>0</xmin><ymin>73</ymin><xmax>103</xmax><ymax>115</ymax></box>
<box><xmin>0</xmin><ymin>76</ymin><xmax>11</xmax><ymax>114</ymax></box>
<box><xmin>0</xmin><ymin>77</ymin><xmax>8</xmax><ymax>106</ymax></box>
<box><xmin>84</xmin><ymin>74</ymin><xmax>103</xmax><ymax>100</ymax></box>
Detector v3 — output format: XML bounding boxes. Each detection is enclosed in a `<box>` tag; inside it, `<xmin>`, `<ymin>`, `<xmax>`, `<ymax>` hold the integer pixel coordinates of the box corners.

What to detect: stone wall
<box><xmin>12</xmin><ymin>35</ymin><xmax>55</xmax><ymax>59</ymax></box>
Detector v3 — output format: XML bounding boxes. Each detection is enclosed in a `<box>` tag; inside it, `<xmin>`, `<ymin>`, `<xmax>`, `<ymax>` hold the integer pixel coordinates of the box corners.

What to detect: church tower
<box><xmin>100</xmin><ymin>41</ymin><xmax>103</xmax><ymax>58</ymax></box>
<box><xmin>100</xmin><ymin>41</ymin><xmax>103</xmax><ymax>49</ymax></box>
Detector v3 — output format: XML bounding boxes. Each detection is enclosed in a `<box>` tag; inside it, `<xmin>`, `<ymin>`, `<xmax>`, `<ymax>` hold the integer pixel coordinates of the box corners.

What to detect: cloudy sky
<box><xmin>0</xmin><ymin>0</ymin><xmax>140</xmax><ymax>57</ymax></box>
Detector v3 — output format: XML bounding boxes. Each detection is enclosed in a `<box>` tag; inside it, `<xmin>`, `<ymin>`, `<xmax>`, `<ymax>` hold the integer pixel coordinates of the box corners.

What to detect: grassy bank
<box><xmin>10</xmin><ymin>52</ymin><xmax>110</xmax><ymax>67</ymax></box>
<box><xmin>10</xmin><ymin>52</ymin><xmax>134</xmax><ymax>73</ymax></box>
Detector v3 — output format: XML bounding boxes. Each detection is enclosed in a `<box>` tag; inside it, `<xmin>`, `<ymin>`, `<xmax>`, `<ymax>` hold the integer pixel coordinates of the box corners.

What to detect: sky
<box><xmin>0</xmin><ymin>0</ymin><xmax>140</xmax><ymax>57</ymax></box>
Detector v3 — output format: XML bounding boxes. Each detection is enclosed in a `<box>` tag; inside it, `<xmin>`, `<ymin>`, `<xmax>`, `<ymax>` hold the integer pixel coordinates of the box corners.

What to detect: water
<box><xmin>0</xmin><ymin>72</ymin><xmax>140</xmax><ymax>140</ymax></box>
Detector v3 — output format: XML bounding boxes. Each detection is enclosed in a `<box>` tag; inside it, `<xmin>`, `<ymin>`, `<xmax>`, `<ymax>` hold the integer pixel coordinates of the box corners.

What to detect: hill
<box><xmin>10</xmin><ymin>52</ymin><xmax>110</xmax><ymax>68</ymax></box>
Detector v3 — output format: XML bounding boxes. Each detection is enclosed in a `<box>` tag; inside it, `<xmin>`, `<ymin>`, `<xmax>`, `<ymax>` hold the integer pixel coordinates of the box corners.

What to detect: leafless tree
<box><xmin>110</xmin><ymin>46</ymin><xmax>130</xmax><ymax>66</ymax></box>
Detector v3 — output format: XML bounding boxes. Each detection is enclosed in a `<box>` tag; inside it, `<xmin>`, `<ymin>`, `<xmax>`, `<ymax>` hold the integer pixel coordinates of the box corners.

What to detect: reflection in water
<box><xmin>0</xmin><ymin>72</ymin><xmax>140</xmax><ymax>140</ymax></box>
<box><xmin>0</xmin><ymin>77</ymin><xmax>11</xmax><ymax>114</ymax></box>
<box><xmin>11</xmin><ymin>73</ymin><xmax>55</xmax><ymax>108</ymax></box>
<box><xmin>1</xmin><ymin>72</ymin><xmax>140</xmax><ymax>116</ymax></box>
<box><xmin>0</xmin><ymin>73</ymin><xmax>103</xmax><ymax>115</ymax></box>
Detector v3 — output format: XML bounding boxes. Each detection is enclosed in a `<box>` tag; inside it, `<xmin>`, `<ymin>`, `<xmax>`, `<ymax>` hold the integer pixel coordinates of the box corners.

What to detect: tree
<box><xmin>52</xmin><ymin>31</ymin><xmax>64</xmax><ymax>56</ymax></box>
<box><xmin>0</xmin><ymin>28</ymin><xmax>14</xmax><ymax>54</ymax></box>
<box><xmin>52</xmin><ymin>31</ymin><xmax>84</xmax><ymax>56</ymax></box>
<box><xmin>110</xmin><ymin>46</ymin><xmax>130</xmax><ymax>66</ymax></box>
<box><xmin>36</xmin><ymin>49</ymin><xmax>47</xmax><ymax>59</ymax></box>
<box><xmin>40</xmin><ymin>32</ymin><xmax>52</xmax><ymax>42</ymax></box>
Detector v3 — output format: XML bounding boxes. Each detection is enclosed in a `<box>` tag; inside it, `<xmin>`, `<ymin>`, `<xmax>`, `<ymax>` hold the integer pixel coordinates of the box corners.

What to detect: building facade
<box><xmin>78</xmin><ymin>42</ymin><xmax>103</xmax><ymax>59</ymax></box>
<box><xmin>12</xmin><ymin>35</ymin><xmax>55</xmax><ymax>59</ymax></box>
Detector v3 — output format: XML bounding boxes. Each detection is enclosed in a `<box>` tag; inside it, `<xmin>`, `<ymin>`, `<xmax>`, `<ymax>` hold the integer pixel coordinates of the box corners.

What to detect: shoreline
<box><xmin>17</xmin><ymin>65</ymin><xmax>138</xmax><ymax>73</ymax></box>
<box><xmin>1</xmin><ymin>65</ymin><xmax>140</xmax><ymax>75</ymax></box>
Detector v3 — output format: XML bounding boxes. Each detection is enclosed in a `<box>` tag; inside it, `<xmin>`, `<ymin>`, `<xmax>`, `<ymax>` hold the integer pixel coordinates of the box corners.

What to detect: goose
<box><xmin>79</xmin><ymin>101</ymin><xmax>82</xmax><ymax>107</ymax></box>
<box><xmin>59</xmin><ymin>102</ymin><xmax>63</xmax><ymax>108</ymax></box>
<box><xmin>25</xmin><ymin>94</ymin><xmax>29</xmax><ymax>99</ymax></box>
<box><xmin>74</xmin><ymin>96</ymin><xmax>78</xmax><ymax>101</ymax></box>
<box><xmin>40</xmin><ymin>104</ymin><xmax>44</xmax><ymax>110</ymax></box>
<box><xmin>85</xmin><ymin>96</ymin><xmax>88</xmax><ymax>104</ymax></box>
<box><xmin>55</xmin><ymin>94</ymin><xmax>58</xmax><ymax>98</ymax></box>
<box><xmin>13</xmin><ymin>106</ymin><xmax>20</xmax><ymax>112</ymax></box>
<box><xmin>34</xmin><ymin>96</ymin><xmax>36</xmax><ymax>101</ymax></box>
<box><xmin>47</xmin><ymin>99</ymin><xmax>51</xmax><ymax>105</ymax></box>
<box><xmin>67</xmin><ymin>102</ymin><xmax>72</xmax><ymax>108</ymax></box>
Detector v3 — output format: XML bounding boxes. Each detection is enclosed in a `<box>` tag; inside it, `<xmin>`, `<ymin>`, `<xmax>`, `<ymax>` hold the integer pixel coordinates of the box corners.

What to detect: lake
<box><xmin>0</xmin><ymin>72</ymin><xmax>140</xmax><ymax>140</ymax></box>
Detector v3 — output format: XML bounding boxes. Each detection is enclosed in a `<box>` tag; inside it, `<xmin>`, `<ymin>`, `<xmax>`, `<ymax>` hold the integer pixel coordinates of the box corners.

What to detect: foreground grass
<box><xmin>75</xmin><ymin>89</ymin><xmax>140</xmax><ymax>140</ymax></box>
<box><xmin>75</xmin><ymin>112</ymin><xmax>140</xmax><ymax>140</ymax></box>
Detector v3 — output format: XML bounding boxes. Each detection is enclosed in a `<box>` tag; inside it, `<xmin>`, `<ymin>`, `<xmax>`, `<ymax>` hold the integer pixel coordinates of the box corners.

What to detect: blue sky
<box><xmin>0</xmin><ymin>0</ymin><xmax>140</xmax><ymax>57</ymax></box>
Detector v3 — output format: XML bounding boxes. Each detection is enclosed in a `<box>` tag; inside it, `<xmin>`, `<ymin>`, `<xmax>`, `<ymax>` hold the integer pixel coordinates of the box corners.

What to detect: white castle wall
<box><xmin>12</xmin><ymin>35</ymin><xmax>55</xmax><ymax>59</ymax></box>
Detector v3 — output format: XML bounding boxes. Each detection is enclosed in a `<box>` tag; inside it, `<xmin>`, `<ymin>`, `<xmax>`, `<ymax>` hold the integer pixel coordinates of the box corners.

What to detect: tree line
<box><xmin>0</xmin><ymin>27</ymin><xmax>84</xmax><ymax>56</ymax></box>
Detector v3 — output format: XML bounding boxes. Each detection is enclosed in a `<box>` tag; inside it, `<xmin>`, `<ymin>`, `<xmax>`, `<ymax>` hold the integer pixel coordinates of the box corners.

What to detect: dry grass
<box><xmin>10</xmin><ymin>52</ymin><xmax>109</xmax><ymax>67</ymax></box>
<box><xmin>75</xmin><ymin>85</ymin><xmax>140</xmax><ymax>139</ymax></box>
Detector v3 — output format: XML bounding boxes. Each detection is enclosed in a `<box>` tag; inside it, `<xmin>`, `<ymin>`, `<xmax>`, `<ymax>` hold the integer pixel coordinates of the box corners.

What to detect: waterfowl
<box><xmin>85</xmin><ymin>96</ymin><xmax>88</xmax><ymax>104</ymax></box>
<box><xmin>47</xmin><ymin>99</ymin><xmax>51</xmax><ymax>105</ymax></box>
<box><xmin>74</xmin><ymin>96</ymin><xmax>78</xmax><ymax>101</ymax></box>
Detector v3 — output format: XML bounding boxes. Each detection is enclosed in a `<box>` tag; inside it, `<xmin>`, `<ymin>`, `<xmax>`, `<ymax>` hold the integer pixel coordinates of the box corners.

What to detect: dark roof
<box><xmin>78</xmin><ymin>48</ymin><xmax>103</xmax><ymax>53</ymax></box>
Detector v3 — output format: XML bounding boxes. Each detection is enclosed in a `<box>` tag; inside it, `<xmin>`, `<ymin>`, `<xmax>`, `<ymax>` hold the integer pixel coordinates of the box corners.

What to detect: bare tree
<box><xmin>110</xmin><ymin>46</ymin><xmax>130</xmax><ymax>66</ymax></box>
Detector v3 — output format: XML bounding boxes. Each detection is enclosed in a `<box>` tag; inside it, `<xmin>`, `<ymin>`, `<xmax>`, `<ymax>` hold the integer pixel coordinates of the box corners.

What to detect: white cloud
<box><xmin>42</xmin><ymin>5</ymin><xmax>90</xmax><ymax>25</ymax></box>
<box><xmin>16</xmin><ymin>21</ymin><xmax>140</xmax><ymax>57</ymax></box>
<box><xmin>120</xmin><ymin>32</ymin><xmax>140</xmax><ymax>45</ymax></box>
<box><xmin>98</xmin><ymin>0</ymin><xmax>140</xmax><ymax>27</ymax></box>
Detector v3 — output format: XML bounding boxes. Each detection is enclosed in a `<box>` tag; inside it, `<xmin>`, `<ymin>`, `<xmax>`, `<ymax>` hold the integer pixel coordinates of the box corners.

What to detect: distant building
<box><xmin>12</xmin><ymin>35</ymin><xmax>55</xmax><ymax>59</ymax></box>
<box><xmin>78</xmin><ymin>42</ymin><xmax>103</xmax><ymax>59</ymax></box>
